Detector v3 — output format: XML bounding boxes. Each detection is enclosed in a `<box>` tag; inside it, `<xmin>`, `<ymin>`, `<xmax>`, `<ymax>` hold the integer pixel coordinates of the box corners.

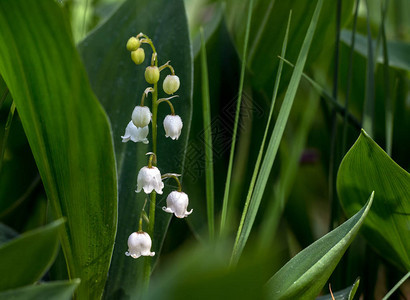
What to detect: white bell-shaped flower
<box><xmin>163</xmin><ymin>191</ymin><xmax>193</xmax><ymax>218</ymax></box>
<box><xmin>132</xmin><ymin>106</ymin><xmax>152</xmax><ymax>128</ymax></box>
<box><xmin>163</xmin><ymin>115</ymin><xmax>183</xmax><ymax>140</ymax></box>
<box><xmin>136</xmin><ymin>166</ymin><xmax>164</xmax><ymax>194</ymax></box>
<box><xmin>121</xmin><ymin>121</ymin><xmax>149</xmax><ymax>144</ymax></box>
<box><xmin>125</xmin><ymin>231</ymin><xmax>155</xmax><ymax>259</ymax></box>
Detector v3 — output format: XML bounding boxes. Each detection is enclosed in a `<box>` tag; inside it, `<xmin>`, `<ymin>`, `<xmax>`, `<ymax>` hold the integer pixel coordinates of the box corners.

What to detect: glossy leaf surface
<box><xmin>337</xmin><ymin>130</ymin><xmax>410</xmax><ymax>271</ymax></box>
<box><xmin>0</xmin><ymin>220</ymin><xmax>64</xmax><ymax>291</ymax></box>
<box><xmin>0</xmin><ymin>280</ymin><xmax>79</xmax><ymax>300</ymax></box>
<box><xmin>0</xmin><ymin>0</ymin><xmax>117</xmax><ymax>298</ymax></box>
<box><xmin>266</xmin><ymin>195</ymin><xmax>373</xmax><ymax>299</ymax></box>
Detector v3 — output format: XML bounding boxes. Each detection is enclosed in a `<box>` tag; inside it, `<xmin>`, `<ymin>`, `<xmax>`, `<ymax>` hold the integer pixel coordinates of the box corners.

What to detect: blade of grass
<box><xmin>279</xmin><ymin>57</ymin><xmax>361</xmax><ymax>130</ymax></box>
<box><xmin>230</xmin><ymin>9</ymin><xmax>291</xmax><ymax>260</ymax></box>
<box><xmin>231</xmin><ymin>0</ymin><xmax>323</xmax><ymax>265</ymax></box>
<box><xmin>382</xmin><ymin>271</ymin><xmax>410</xmax><ymax>300</ymax></box>
<box><xmin>247</xmin><ymin>0</ymin><xmax>275</xmax><ymax>66</ymax></box>
<box><xmin>256</xmin><ymin>88</ymin><xmax>319</xmax><ymax>253</ymax></box>
<box><xmin>328</xmin><ymin>0</ymin><xmax>342</xmax><ymax>231</ymax></box>
<box><xmin>362</xmin><ymin>0</ymin><xmax>375</xmax><ymax>136</ymax></box>
<box><xmin>342</xmin><ymin>0</ymin><xmax>360</xmax><ymax>153</ymax></box>
<box><xmin>220</xmin><ymin>0</ymin><xmax>254</xmax><ymax>236</ymax></box>
<box><xmin>200</xmin><ymin>27</ymin><xmax>215</xmax><ymax>241</ymax></box>
<box><xmin>381</xmin><ymin>0</ymin><xmax>392</xmax><ymax>156</ymax></box>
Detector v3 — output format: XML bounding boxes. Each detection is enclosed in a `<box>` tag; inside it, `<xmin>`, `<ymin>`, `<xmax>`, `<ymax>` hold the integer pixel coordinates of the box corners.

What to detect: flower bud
<box><xmin>145</xmin><ymin>66</ymin><xmax>160</xmax><ymax>84</ymax></box>
<box><xmin>121</xmin><ymin>121</ymin><xmax>149</xmax><ymax>144</ymax></box>
<box><xmin>163</xmin><ymin>115</ymin><xmax>183</xmax><ymax>140</ymax></box>
<box><xmin>163</xmin><ymin>75</ymin><xmax>180</xmax><ymax>94</ymax></box>
<box><xmin>131</xmin><ymin>48</ymin><xmax>145</xmax><ymax>65</ymax></box>
<box><xmin>126</xmin><ymin>37</ymin><xmax>141</xmax><ymax>51</ymax></box>
<box><xmin>125</xmin><ymin>231</ymin><xmax>155</xmax><ymax>259</ymax></box>
<box><xmin>163</xmin><ymin>191</ymin><xmax>193</xmax><ymax>218</ymax></box>
<box><xmin>136</xmin><ymin>166</ymin><xmax>164</xmax><ymax>194</ymax></box>
<box><xmin>132</xmin><ymin>106</ymin><xmax>151</xmax><ymax>128</ymax></box>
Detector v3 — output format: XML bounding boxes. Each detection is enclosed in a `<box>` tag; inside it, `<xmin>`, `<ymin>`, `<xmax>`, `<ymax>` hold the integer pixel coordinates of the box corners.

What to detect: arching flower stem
<box><xmin>138</xmin><ymin>198</ymin><xmax>148</xmax><ymax>232</ymax></box>
<box><xmin>161</xmin><ymin>173</ymin><xmax>182</xmax><ymax>192</ymax></box>
<box><xmin>157</xmin><ymin>95</ymin><xmax>178</xmax><ymax>115</ymax></box>
<box><xmin>140</xmin><ymin>87</ymin><xmax>154</xmax><ymax>106</ymax></box>
<box><xmin>159</xmin><ymin>61</ymin><xmax>175</xmax><ymax>75</ymax></box>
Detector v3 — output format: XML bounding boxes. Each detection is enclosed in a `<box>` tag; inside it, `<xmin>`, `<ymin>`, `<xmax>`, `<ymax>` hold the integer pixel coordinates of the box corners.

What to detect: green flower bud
<box><xmin>131</xmin><ymin>48</ymin><xmax>145</xmax><ymax>65</ymax></box>
<box><xmin>126</xmin><ymin>37</ymin><xmax>141</xmax><ymax>51</ymax></box>
<box><xmin>163</xmin><ymin>75</ymin><xmax>180</xmax><ymax>94</ymax></box>
<box><xmin>145</xmin><ymin>66</ymin><xmax>160</xmax><ymax>84</ymax></box>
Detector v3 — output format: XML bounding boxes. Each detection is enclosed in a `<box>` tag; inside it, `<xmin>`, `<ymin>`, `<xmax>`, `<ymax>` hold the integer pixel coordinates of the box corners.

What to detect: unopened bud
<box><xmin>131</xmin><ymin>48</ymin><xmax>145</xmax><ymax>65</ymax></box>
<box><xmin>163</xmin><ymin>75</ymin><xmax>180</xmax><ymax>94</ymax></box>
<box><xmin>145</xmin><ymin>66</ymin><xmax>160</xmax><ymax>84</ymax></box>
<box><xmin>126</xmin><ymin>37</ymin><xmax>141</xmax><ymax>51</ymax></box>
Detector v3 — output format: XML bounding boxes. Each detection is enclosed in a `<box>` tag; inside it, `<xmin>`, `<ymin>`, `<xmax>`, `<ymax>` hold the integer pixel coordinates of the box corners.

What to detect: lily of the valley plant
<box><xmin>121</xmin><ymin>33</ymin><xmax>192</xmax><ymax>283</ymax></box>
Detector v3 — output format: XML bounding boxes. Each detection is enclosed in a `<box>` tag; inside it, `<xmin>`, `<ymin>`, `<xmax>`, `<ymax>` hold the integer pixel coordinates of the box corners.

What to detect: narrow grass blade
<box><xmin>279</xmin><ymin>57</ymin><xmax>361</xmax><ymax>130</ymax></box>
<box><xmin>220</xmin><ymin>0</ymin><xmax>254</xmax><ymax>236</ymax></box>
<box><xmin>231</xmin><ymin>0</ymin><xmax>323</xmax><ymax>264</ymax></box>
<box><xmin>256</xmin><ymin>88</ymin><xmax>319</xmax><ymax>252</ymax></box>
<box><xmin>266</xmin><ymin>195</ymin><xmax>373</xmax><ymax>299</ymax></box>
<box><xmin>380</xmin><ymin>1</ymin><xmax>392</xmax><ymax>156</ymax></box>
<box><xmin>382</xmin><ymin>271</ymin><xmax>410</xmax><ymax>300</ymax></box>
<box><xmin>200</xmin><ymin>27</ymin><xmax>215</xmax><ymax>240</ymax></box>
<box><xmin>342</xmin><ymin>0</ymin><xmax>360</xmax><ymax>153</ymax></box>
<box><xmin>362</xmin><ymin>0</ymin><xmax>375</xmax><ymax>136</ymax></box>
<box><xmin>328</xmin><ymin>0</ymin><xmax>343</xmax><ymax>231</ymax></box>
<box><xmin>233</xmin><ymin>10</ymin><xmax>292</xmax><ymax>256</ymax></box>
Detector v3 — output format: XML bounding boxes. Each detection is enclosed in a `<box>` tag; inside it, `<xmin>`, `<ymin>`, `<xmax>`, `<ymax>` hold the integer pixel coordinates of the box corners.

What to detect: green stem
<box><xmin>162</xmin><ymin>173</ymin><xmax>182</xmax><ymax>192</ymax></box>
<box><xmin>142</xmin><ymin>46</ymin><xmax>158</xmax><ymax>291</ymax></box>
<box><xmin>159</xmin><ymin>61</ymin><xmax>175</xmax><ymax>75</ymax></box>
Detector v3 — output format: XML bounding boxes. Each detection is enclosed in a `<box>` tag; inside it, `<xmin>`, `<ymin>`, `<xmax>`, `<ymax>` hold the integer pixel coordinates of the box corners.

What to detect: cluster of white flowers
<box><xmin>122</xmin><ymin>33</ymin><xmax>192</xmax><ymax>259</ymax></box>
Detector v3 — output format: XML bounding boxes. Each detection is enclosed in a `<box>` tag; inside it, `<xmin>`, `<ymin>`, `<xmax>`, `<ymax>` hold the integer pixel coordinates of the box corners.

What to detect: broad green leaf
<box><xmin>0</xmin><ymin>219</ymin><xmax>64</xmax><ymax>291</ymax></box>
<box><xmin>337</xmin><ymin>130</ymin><xmax>410</xmax><ymax>271</ymax></box>
<box><xmin>231</xmin><ymin>0</ymin><xmax>323</xmax><ymax>264</ymax></box>
<box><xmin>266</xmin><ymin>194</ymin><xmax>373</xmax><ymax>299</ymax></box>
<box><xmin>78</xmin><ymin>0</ymin><xmax>193</xmax><ymax>298</ymax></box>
<box><xmin>0</xmin><ymin>1</ymin><xmax>117</xmax><ymax>298</ymax></box>
<box><xmin>0</xmin><ymin>280</ymin><xmax>80</xmax><ymax>300</ymax></box>
<box><xmin>340</xmin><ymin>30</ymin><xmax>410</xmax><ymax>71</ymax></box>
<box><xmin>316</xmin><ymin>278</ymin><xmax>360</xmax><ymax>300</ymax></box>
